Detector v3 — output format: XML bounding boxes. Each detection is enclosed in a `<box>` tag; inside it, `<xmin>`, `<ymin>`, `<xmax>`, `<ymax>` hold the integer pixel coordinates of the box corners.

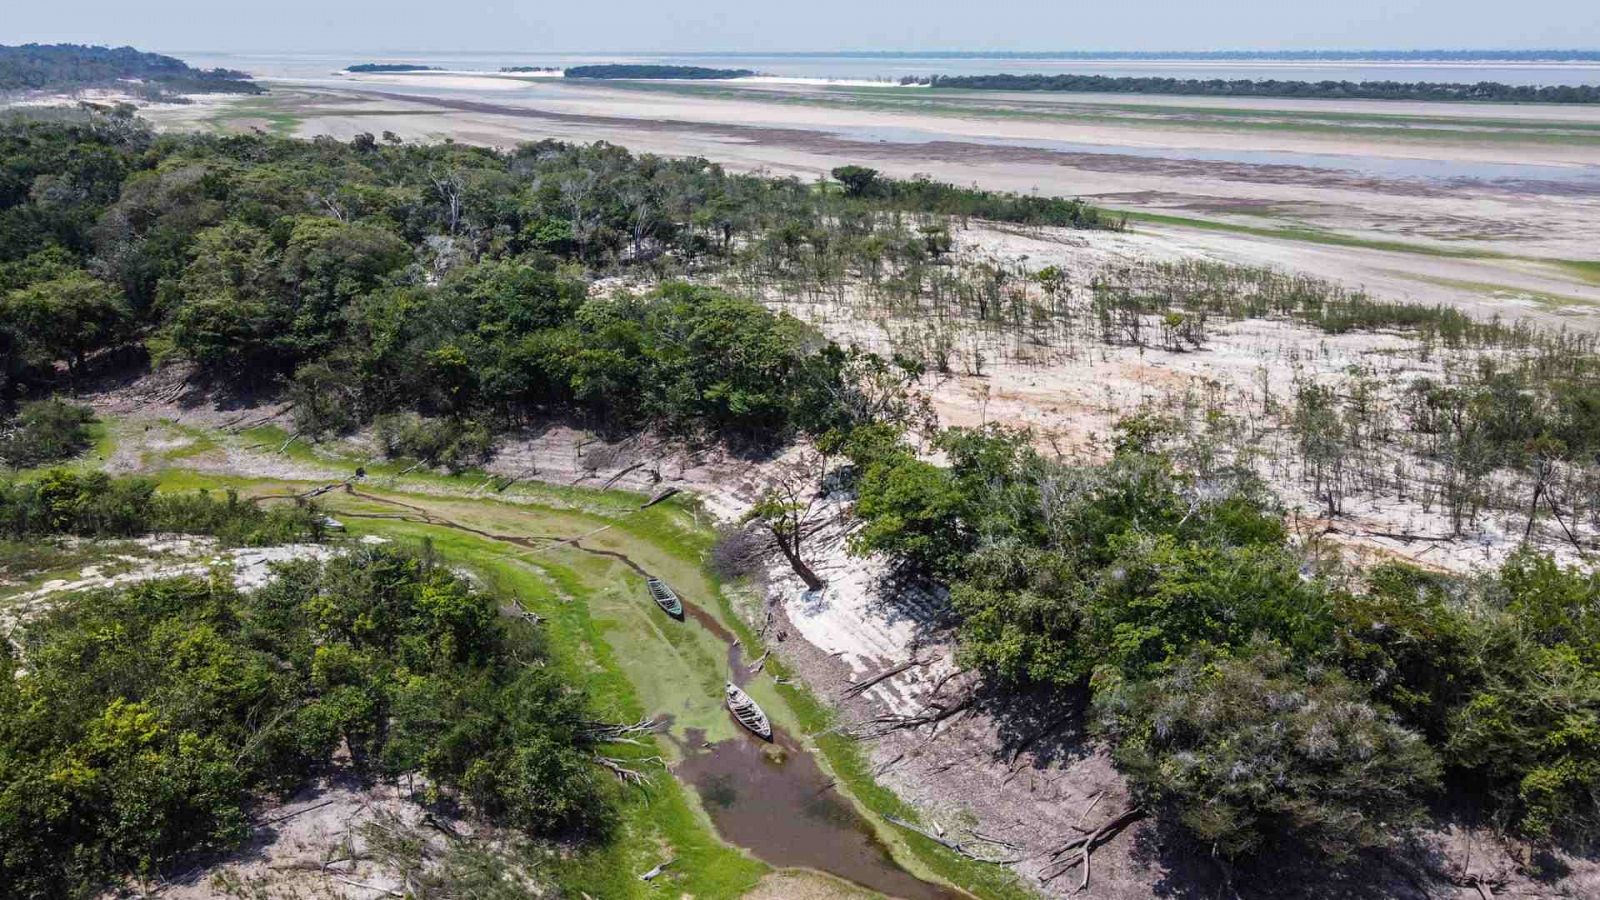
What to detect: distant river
<box><xmin>174</xmin><ymin>50</ymin><xmax>1600</xmax><ymax>87</ymax></box>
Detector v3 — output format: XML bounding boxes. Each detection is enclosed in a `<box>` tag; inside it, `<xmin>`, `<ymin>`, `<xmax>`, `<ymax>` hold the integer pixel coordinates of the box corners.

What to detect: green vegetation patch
<box><xmin>922</xmin><ymin>73</ymin><xmax>1600</xmax><ymax>104</ymax></box>
<box><xmin>0</xmin><ymin>543</ymin><xmax>619</xmax><ymax>897</ymax></box>
<box><xmin>0</xmin><ymin>399</ymin><xmax>96</xmax><ymax>469</ymax></box>
<box><xmin>565</xmin><ymin>64</ymin><xmax>756</xmax><ymax>80</ymax></box>
<box><xmin>840</xmin><ymin>416</ymin><xmax>1600</xmax><ymax>857</ymax></box>
<box><xmin>0</xmin><ymin>43</ymin><xmax>262</xmax><ymax>99</ymax></box>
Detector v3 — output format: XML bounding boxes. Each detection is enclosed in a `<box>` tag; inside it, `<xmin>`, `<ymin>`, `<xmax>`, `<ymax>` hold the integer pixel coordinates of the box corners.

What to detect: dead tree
<box><xmin>743</xmin><ymin>454</ymin><xmax>830</xmax><ymax>592</ymax></box>
<box><xmin>427</xmin><ymin>164</ymin><xmax>466</xmax><ymax>235</ymax></box>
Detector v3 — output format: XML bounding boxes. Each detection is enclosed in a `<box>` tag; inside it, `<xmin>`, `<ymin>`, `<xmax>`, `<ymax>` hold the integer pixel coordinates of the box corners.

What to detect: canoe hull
<box><xmin>725</xmin><ymin>681</ymin><xmax>773</xmax><ymax>741</ymax></box>
<box><xmin>646</xmin><ymin>577</ymin><xmax>684</xmax><ymax>619</ymax></box>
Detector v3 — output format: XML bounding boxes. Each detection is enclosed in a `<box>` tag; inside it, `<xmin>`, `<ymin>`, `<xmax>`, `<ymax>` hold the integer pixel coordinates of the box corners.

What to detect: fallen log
<box><xmin>1042</xmin><ymin>806</ymin><xmax>1145</xmax><ymax>889</ymax></box>
<box><xmin>638</xmin><ymin>859</ymin><xmax>673</xmax><ymax>881</ymax></box>
<box><xmin>928</xmin><ymin>666</ymin><xmax>968</xmax><ymax>699</ymax></box>
<box><xmin>854</xmin><ymin>693</ymin><xmax>976</xmax><ymax>739</ymax></box>
<box><xmin>882</xmin><ymin>815</ymin><xmax>1021</xmax><ymax>864</ymax></box>
<box><xmin>641</xmin><ymin>487</ymin><xmax>681</xmax><ymax>509</ymax></box>
<box><xmin>601</xmin><ymin>462</ymin><xmax>646</xmax><ymax>490</ymax></box>
<box><xmin>884</xmin><ymin>814</ymin><xmax>961</xmax><ymax>850</ymax></box>
<box><xmin>255</xmin><ymin>798</ymin><xmax>336</xmax><ymax>827</ymax></box>
<box><xmin>841</xmin><ymin>656</ymin><xmax>931</xmax><ymax>699</ymax></box>
<box><xmin>591</xmin><ymin>754</ymin><xmax>662</xmax><ymax>786</ymax></box>
<box><xmin>583</xmin><ymin>716</ymin><xmax>661</xmax><ymax>742</ymax></box>
<box><xmin>328</xmin><ymin>875</ymin><xmax>402</xmax><ymax>897</ymax></box>
<box><xmin>1075</xmin><ymin>791</ymin><xmax>1105</xmax><ymax>827</ymax></box>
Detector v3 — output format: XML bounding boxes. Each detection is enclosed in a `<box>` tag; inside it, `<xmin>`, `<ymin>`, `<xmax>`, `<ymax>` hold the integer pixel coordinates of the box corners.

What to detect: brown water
<box><xmin>675</xmin><ymin>728</ymin><xmax>966</xmax><ymax>900</ymax></box>
<box><xmin>337</xmin><ymin>491</ymin><xmax>965</xmax><ymax>899</ymax></box>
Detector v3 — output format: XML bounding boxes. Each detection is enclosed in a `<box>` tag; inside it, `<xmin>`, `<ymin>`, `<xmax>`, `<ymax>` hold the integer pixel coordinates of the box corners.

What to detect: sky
<box><xmin>3</xmin><ymin>0</ymin><xmax>1597</xmax><ymax>54</ymax></box>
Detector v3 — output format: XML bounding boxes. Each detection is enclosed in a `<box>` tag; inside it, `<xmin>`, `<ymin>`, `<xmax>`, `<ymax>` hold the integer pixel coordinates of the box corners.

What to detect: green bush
<box><xmin>0</xmin><ymin>469</ymin><xmax>320</xmax><ymax>543</ymax></box>
<box><xmin>0</xmin><ymin>546</ymin><xmax>610</xmax><ymax>897</ymax></box>
<box><xmin>841</xmin><ymin>418</ymin><xmax>1600</xmax><ymax>855</ymax></box>
<box><xmin>372</xmin><ymin>412</ymin><xmax>494</xmax><ymax>472</ymax></box>
<box><xmin>0</xmin><ymin>398</ymin><xmax>95</xmax><ymax>468</ymax></box>
<box><xmin>1097</xmin><ymin>642</ymin><xmax>1439</xmax><ymax>859</ymax></box>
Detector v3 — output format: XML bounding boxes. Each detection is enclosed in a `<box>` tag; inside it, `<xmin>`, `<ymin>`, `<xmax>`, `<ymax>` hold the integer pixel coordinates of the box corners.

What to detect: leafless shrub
<box><xmin>577</xmin><ymin>442</ymin><xmax>626</xmax><ymax>473</ymax></box>
<box><xmin>709</xmin><ymin>523</ymin><xmax>770</xmax><ymax>585</ymax></box>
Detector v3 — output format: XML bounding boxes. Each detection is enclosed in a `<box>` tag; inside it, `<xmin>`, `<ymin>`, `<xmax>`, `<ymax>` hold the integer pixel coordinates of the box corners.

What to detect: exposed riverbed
<box><xmin>336</xmin><ymin>488</ymin><xmax>966</xmax><ymax>900</ymax></box>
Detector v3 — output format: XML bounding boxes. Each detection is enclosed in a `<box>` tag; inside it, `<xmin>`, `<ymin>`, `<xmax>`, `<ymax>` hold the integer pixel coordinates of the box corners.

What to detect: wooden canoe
<box><xmin>646</xmin><ymin>577</ymin><xmax>684</xmax><ymax>619</ymax></box>
<box><xmin>725</xmin><ymin>681</ymin><xmax>772</xmax><ymax>740</ymax></box>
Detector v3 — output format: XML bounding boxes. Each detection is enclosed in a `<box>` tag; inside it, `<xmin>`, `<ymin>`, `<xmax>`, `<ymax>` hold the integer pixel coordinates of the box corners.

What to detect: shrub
<box><xmin>1097</xmin><ymin>642</ymin><xmax>1439</xmax><ymax>859</ymax></box>
<box><xmin>289</xmin><ymin>362</ymin><xmax>361</xmax><ymax>439</ymax></box>
<box><xmin>1332</xmin><ymin>563</ymin><xmax>1479</xmax><ymax>742</ymax></box>
<box><xmin>373</xmin><ymin>413</ymin><xmax>494</xmax><ymax>473</ymax></box>
<box><xmin>0</xmin><ymin>398</ymin><xmax>94</xmax><ymax>468</ymax></box>
<box><xmin>708</xmin><ymin>523</ymin><xmax>770</xmax><ymax>582</ymax></box>
<box><xmin>0</xmin><ymin>470</ymin><xmax>320</xmax><ymax>543</ymax></box>
<box><xmin>0</xmin><ymin>546</ymin><xmax>610</xmax><ymax>896</ymax></box>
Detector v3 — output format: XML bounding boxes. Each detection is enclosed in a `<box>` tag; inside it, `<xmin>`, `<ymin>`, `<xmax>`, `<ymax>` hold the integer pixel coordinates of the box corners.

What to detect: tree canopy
<box><xmin>0</xmin><ymin>544</ymin><xmax>611</xmax><ymax>898</ymax></box>
<box><xmin>842</xmin><ymin>419</ymin><xmax>1600</xmax><ymax>855</ymax></box>
<box><xmin>0</xmin><ymin>44</ymin><xmax>260</xmax><ymax>99</ymax></box>
<box><xmin>922</xmin><ymin>73</ymin><xmax>1600</xmax><ymax>104</ymax></box>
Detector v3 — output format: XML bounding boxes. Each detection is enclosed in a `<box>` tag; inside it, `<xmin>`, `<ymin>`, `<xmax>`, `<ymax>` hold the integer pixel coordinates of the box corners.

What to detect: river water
<box><xmin>174</xmin><ymin>50</ymin><xmax>1600</xmax><ymax>86</ymax></box>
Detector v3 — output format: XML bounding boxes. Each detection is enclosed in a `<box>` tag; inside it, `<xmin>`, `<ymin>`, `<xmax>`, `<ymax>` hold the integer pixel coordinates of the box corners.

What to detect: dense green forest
<box><xmin>917</xmin><ymin>73</ymin><xmax>1600</xmax><ymax>103</ymax></box>
<box><xmin>564</xmin><ymin>64</ymin><xmax>756</xmax><ymax>80</ymax></box>
<box><xmin>0</xmin><ymin>537</ymin><xmax>608</xmax><ymax>897</ymax></box>
<box><xmin>836</xmin><ymin>418</ymin><xmax>1600</xmax><ymax>859</ymax></box>
<box><xmin>0</xmin><ymin>44</ymin><xmax>260</xmax><ymax>101</ymax></box>
<box><xmin>0</xmin><ymin>110</ymin><xmax>1114</xmax><ymax>456</ymax></box>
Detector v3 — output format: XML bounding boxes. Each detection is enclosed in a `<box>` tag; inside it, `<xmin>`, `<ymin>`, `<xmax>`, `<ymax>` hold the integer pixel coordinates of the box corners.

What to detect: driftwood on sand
<box><xmin>882</xmin><ymin>814</ymin><xmax>1022</xmax><ymax>864</ymax></box>
<box><xmin>1042</xmin><ymin>806</ymin><xmax>1145</xmax><ymax>890</ymax></box>
<box><xmin>840</xmin><ymin>656</ymin><xmax>932</xmax><ymax>699</ymax></box>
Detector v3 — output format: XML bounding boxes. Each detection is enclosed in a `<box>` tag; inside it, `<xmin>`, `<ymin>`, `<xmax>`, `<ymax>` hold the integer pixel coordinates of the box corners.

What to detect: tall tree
<box><xmin>0</xmin><ymin>271</ymin><xmax>129</xmax><ymax>381</ymax></box>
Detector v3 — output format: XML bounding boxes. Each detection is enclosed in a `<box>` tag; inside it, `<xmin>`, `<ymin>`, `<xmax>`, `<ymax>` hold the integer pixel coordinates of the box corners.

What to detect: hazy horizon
<box><xmin>151</xmin><ymin>48</ymin><xmax>1600</xmax><ymax>57</ymax></box>
<box><xmin>5</xmin><ymin>1</ymin><xmax>1599</xmax><ymax>55</ymax></box>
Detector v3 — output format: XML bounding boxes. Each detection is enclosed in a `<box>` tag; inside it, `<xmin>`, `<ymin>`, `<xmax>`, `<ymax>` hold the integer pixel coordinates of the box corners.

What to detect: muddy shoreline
<box><xmin>346</xmin><ymin>88</ymin><xmax>1600</xmax><ymax>199</ymax></box>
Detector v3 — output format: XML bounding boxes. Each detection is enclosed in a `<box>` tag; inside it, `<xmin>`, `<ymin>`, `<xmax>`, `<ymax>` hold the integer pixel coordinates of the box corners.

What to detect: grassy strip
<box><xmin>204</xmin><ymin>95</ymin><xmax>303</xmax><ymax>136</ymax></box>
<box><xmin>147</xmin><ymin>468</ymin><xmax>772</xmax><ymax>898</ymax></box>
<box><xmin>1395</xmin><ymin>272</ymin><xmax>1600</xmax><ymax>310</ymax></box>
<box><xmin>351</xmin><ymin>514</ymin><xmax>768</xmax><ymax>898</ymax></box>
<box><xmin>887</xmin><ymin>89</ymin><xmax>1600</xmax><ymax>133</ymax></box>
<box><xmin>1120</xmin><ymin>211</ymin><xmax>1600</xmax><ymax>294</ymax></box>
<box><xmin>1117</xmin><ymin>210</ymin><xmax>1493</xmax><ymax>258</ymax></box>
<box><xmin>1556</xmin><ymin>259</ymin><xmax>1600</xmax><ymax>285</ymax></box>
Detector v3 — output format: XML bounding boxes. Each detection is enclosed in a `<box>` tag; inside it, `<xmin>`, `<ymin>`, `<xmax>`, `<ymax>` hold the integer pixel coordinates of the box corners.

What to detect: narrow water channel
<box><xmin>675</xmin><ymin>726</ymin><xmax>964</xmax><ymax>900</ymax></box>
<box><xmin>338</xmin><ymin>493</ymin><xmax>967</xmax><ymax>900</ymax></box>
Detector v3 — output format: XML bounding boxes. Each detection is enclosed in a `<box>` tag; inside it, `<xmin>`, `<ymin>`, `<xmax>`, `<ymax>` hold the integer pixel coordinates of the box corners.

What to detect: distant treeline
<box><xmin>500</xmin><ymin>66</ymin><xmax>561</xmax><ymax>73</ymax></box>
<box><xmin>917</xmin><ymin>73</ymin><xmax>1600</xmax><ymax>103</ymax></box>
<box><xmin>564</xmin><ymin>64</ymin><xmax>755</xmax><ymax>80</ymax></box>
<box><xmin>344</xmin><ymin>63</ymin><xmax>441</xmax><ymax>73</ymax></box>
<box><xmin>0</xmin><ymin>44</ymin><xmax>261</xmax><ymax>100</ymax></box>
<box><xmin>727</xmin><ymin>49</ymin><xmax>1600</xmax><ymax>62</ymax></box>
